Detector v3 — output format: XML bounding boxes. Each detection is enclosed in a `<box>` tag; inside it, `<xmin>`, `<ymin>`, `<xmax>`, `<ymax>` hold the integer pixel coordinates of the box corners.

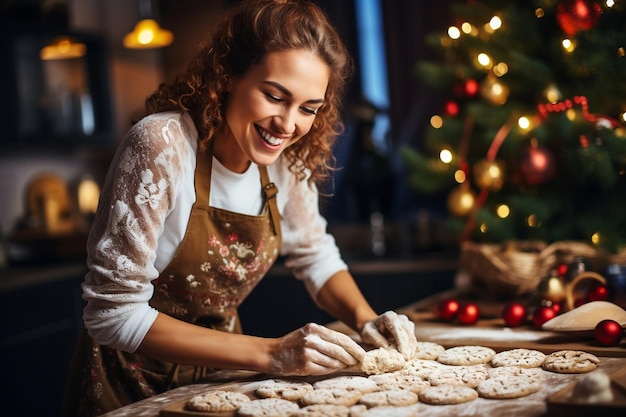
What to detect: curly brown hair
<box><xmin>145</xmin><ymin>0</ymin><xmax>352</xmax><ymax>185</ymax></box>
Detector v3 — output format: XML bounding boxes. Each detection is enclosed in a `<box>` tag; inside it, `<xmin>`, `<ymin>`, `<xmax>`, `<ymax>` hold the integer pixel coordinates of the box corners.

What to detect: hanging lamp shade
<box><xmin>123</xmin><ymin>18</ymin><xmax>173</xmax><ymax>49</ymax></box>
<box><xmin>40</xmin><ymin>37</ymin><xmax>87</xmax><ymax>60</ymax></box>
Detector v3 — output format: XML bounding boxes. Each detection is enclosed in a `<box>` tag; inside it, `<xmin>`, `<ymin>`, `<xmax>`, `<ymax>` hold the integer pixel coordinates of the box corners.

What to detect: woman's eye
<box><xmin>265</xmin><ymin>93</ymin><xmax>283</xmax><ymax>103</ymax></box>
<box><xmin>300</xmin><ymin>107</ymin><xmax>318</xmax><ymax>116</ymax></box>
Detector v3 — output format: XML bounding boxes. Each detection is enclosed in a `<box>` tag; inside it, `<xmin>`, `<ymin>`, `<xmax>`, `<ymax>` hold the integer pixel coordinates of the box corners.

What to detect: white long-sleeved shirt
<box><xmin>82</xmin><ymin>111</ymin><xmax>348</xmax><ymax>352</ymax></box>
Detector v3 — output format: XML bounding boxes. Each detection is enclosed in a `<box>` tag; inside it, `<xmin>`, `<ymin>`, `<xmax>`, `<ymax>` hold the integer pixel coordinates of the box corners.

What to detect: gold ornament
<box><xmin>537</xmin><ymin>273</ymin><xmax>566</xmax><ymax>304</ymax></box>
<box><xmin>543</xmin><ymin>83</ymin><xmax>562</xmax><ymax>103</ymax></box>
<box><xmin>447</xmin><ymin>185</ymin><xmax>475</xmax><ymax>217</ymax></box>
<box><xmin>480</xmin><ymin>74</ymin><xmax>510</xmax><ymax>105</ymax></box>
<box><xmin>473</xmin><ymin>158</ymin><xmax>505</xmax><ymax>191</ymax></box>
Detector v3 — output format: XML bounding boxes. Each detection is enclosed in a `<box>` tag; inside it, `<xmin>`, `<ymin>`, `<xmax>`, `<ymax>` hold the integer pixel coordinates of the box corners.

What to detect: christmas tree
<box><xmin>402</xmin><ymin>0</ymin><xmax>626</xmax><ymax>253</ymax></box>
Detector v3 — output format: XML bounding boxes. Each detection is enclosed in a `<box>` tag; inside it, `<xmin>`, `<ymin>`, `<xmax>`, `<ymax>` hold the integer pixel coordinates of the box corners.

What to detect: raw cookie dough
<box><xmin>418</xmin><ymin>385</ymin><xmax>479</xmax><ymax>405</ymax></box>
<box><xmin>236</xmin><ymin>398</ymin><xmax>299</xmax><ymax>417</ymax></box>
<box><xmin>186</xmin><ymin>390</ymin><xmax>250</xmax><ymax>412</ymax></box>
<box><xmin>490</xmin><ymin>348</ymin><xmax>546</xmax><ymax>368</ymax></box>
<box><xmin>572</xmin><ymin>370</ymin><xmax>614</xmax><ymax>403</ymax></box>
<box><xmin>255</xmin><ymin>379</ymin><xmax>314</xmax><ymax>401</ymax></box>
<box><xmin>437</xmin><ymin>345</ymin><xmax>496</xmax><ymax>366</ymax></box>
<box><xmin>542</xmin><ymin>350</ymin><xmax>599</xmax><ymax>374</ymax></box>
<box><xmin>351</xmin><ymin>347</ymin><xmax>406</xmax><ymax>375</ymax></box>
<box><xmin>476</xmin><ymin>375</ymin><xmax>542</xmax><ymax>399</ymax></box>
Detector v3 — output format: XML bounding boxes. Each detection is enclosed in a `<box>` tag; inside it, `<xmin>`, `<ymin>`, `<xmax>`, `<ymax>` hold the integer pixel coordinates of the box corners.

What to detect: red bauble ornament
<box><xmin>502</xmin><ymin>302</ymin><xmax>527</xmax><ymax>327</ymax></box>
<box><xmin>587</xmin><ymin>284</ymin><xmax>609</xmax><ymax>302</ymax></box>
<box><xmin>557</xmin><ymin>263</ymin><xmax>568</xmax><ymax>278</ymax></box>
<box><xmin>457</xmin><ymin>303</ymin><xmax>480</xmax><ymax>325</ymax></box>
<box><xmin>533</xmin><ymin>306</ymin><xmax>557</xmax><ymax>328</ymax></box>
<box><xmin>594</xmin><ymin>319</ymin><xmax>624</xmax><ymax>346</ymax></box>
<box><xmin>464</xmin><ymin>79</ymin><xmax>479</xmax><ymax>97</ymax></box>
<box><xmin>514</xmin><ymin>142</ymin><xmax>556</xmax><ymax>186</ymax></box>
<box><xmin>444</xmin><ymin>100</ymin><xmax>460</xmax><ymax>117</ymax></box>
<box><xmin>436</xmin><ymin>299</ymin><xmax>460</xmax><ymax>321</ymax></box>
<box><xmin>556</xmin><ymin>0</ymin><xmax>602</xmax><ymax>36</ymax></box>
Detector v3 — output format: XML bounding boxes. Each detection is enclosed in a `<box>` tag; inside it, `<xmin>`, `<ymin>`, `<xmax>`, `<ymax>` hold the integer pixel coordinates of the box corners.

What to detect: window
<box><xmin>354</xmin><ymin>0</ymin><xmax>389</xmax><ymax>150</ymax></box>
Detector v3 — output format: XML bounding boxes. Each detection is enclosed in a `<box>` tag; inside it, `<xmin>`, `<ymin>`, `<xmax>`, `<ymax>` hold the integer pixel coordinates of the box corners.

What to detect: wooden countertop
<box><xmin>100</xmin><ymin>358</ymin><xmax>626</xmax><ymax>417</ymax></box>
<box><xmin>100</xmin><ymin>289</ymin><xmax>626</xmax><ymax>417</ymax></box>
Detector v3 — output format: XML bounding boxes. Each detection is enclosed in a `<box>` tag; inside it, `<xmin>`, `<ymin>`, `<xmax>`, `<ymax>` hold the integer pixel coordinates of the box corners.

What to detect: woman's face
<box><xmin>217</xmin><ymin>49</ymin><xmax>330</xmax><ymax>173</ymax></box>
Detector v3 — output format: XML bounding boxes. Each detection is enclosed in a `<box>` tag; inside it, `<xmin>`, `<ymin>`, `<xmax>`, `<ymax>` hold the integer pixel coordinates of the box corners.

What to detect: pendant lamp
<box><xmin>123</xmin><ymin>0</ymin><xmax>173</xmax><ymax>49</ymax></box>
<box><xmin>40</xmin><ymin>37</ymin><xmax>86</xmax><ymax>60</ymax></box>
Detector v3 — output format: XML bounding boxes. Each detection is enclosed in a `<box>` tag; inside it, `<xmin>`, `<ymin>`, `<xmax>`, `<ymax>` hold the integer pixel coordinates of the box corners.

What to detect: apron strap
<box><xmin>194</xmin><ymin>142</ymin><xmax>213</xmax><ymax>207</ymax></box>
<box><xmin>259</xmin><ymin>166</ymin><xmax>282</xmax><ymax>240</ymax></box>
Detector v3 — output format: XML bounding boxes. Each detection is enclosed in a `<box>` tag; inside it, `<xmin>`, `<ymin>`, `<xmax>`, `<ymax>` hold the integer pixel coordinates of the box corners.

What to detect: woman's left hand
<box><xmin>359</xmin><ymin>311</ymin><xmax>418</xmax><ymax>360</ymax></box>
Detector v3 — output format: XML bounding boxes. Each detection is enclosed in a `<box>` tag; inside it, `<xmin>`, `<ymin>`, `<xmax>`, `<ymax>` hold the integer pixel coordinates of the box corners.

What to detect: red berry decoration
<box><xmin>464</xmin><ymin>79</ymin><xmax>479</xmax><ymax>97</ymax></box>
<box><xmin>444</xmin><ymin>100</ymin><xmax>460</xmax><ymax>117</ymax></box>
<box><xmin>556</xmin><ymin>263</ymin><xmax>568</xmax><ymax>278</ymax></box>
<box><xmin>502</xmin><ymin>302</ymin><xmax>527</xmax><ymax>327</ymax></box>
<box><xmin>532</xmin><ymin>306</ymin><xmax>557</xmax><ymax>328</ymax></box>
<box><xmin>436</xmin><ymin>298</ymin><xmax>460</xmax><ymax>321</ymax></box>
<box><xmin>587</xmin><ymin>284</ymin><xmax>609</xmax><ymax>302</ymax></box>
<box><xmin>594</xmin><ymin>319</ymin><xmax>624</xmax><ymax>346</ymax></box>
<box><xmin>457</xmin><ymin>303</ymin><xmax>480</xmax><ymax>325</ymax></box>
<box><xmin>556</xmin><ymin>0</ymin><xmax>603</xmax><ymax>36</ymax></box>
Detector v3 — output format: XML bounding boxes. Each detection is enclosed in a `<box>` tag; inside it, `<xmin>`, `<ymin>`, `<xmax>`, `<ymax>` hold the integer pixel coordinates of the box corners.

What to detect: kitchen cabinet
<box><xmin>0</xmin><ymin>263</ymin><xmax>86</xmax><ymax>417</ymax></box>
<box><xmin>0</xmin><ymin>26</ymin><xmax>114</xmax><ymax>151</ymax></box>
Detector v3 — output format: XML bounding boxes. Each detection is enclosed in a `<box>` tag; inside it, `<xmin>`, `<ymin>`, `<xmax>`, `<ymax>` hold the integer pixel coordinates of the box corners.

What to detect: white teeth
<box><xmin>259</xmin><ymin>128</ymin><xmax>284</xmax><ymax>146</ymax></box>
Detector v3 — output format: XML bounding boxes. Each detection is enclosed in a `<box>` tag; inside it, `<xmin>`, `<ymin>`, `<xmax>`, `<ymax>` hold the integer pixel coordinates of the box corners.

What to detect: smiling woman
<box><xmin>62</xmin><ymin>1</ymin><xmax>417</xmax><ymax>416</ymax></box>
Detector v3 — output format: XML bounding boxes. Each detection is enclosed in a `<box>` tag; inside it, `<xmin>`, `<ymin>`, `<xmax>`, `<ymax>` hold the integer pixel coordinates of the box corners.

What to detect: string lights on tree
<box><xmin>402</xmin><ymin>0</ymin><xmax>626</xmax><ymax>253</ymax></box>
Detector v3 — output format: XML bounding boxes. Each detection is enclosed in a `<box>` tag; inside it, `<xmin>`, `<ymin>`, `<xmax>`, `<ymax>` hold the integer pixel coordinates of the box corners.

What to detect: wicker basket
<box><xmin>460</xmin><ymin>240</ymin><xmax>603</xmax><ymax>296</ymax></box>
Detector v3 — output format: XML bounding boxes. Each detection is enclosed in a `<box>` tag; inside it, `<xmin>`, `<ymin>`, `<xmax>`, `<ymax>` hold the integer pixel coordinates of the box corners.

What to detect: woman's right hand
<box><xmin>268</xmin><ymin>323</ymin><xmax>366</xmax><ymax>376</ymax></box>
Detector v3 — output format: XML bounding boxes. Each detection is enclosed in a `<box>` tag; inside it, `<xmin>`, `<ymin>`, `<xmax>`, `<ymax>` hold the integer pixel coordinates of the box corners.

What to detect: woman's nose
<box><xmin>274</xmin><ymin>107</ymin><xmax>297</xmax><ymax>135</ymax></box>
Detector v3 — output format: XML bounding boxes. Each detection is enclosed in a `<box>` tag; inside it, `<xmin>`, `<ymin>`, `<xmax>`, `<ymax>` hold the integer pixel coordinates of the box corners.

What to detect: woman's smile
<box><xmin>256</xmin><ymin>124</ymin><xmax>287</xmax><ymax>147</ymax></box>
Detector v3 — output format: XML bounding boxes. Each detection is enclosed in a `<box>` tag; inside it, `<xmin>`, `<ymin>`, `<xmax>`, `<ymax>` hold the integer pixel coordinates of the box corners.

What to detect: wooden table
<box><xmin>100</xmin><ymin>290</ymin><xmax>626</xmax><ymax>417</ymax></box>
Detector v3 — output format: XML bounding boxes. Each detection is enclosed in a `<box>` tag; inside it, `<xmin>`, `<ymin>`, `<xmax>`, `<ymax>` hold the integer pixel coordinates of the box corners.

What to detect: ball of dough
<box><xmin>572</xmin><ymin>370</ymin><xmax>613</xmax><ymax>403</ymax></box>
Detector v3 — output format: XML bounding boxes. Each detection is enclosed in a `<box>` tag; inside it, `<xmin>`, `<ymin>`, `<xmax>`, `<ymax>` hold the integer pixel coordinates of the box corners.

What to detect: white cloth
<box><xmin>82</xmin><ymin>111</ymin><xmax>348</xmax><ymax>352</ymax></box>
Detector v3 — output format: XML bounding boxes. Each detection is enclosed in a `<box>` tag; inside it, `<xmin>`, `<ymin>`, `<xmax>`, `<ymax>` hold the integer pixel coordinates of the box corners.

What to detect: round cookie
<box><xmin>313</xmin><ymin>375</ymin><xmax>378</xmax><ymax>393</ymax></box>
<box><xmin>255</xmin><ymin>379</ymin><xmax>314</xmax><ymax>401</ymax></box>
<box><xmin>186</xmin><ymin>390</ymin><xmax>250</xmax><ymax>412</ymax></box>
<box><xmin>236</xmin><ymin>398</ymin><xmax>299</xmax><ymax>417</ymax></box>
<box><xmin>412</xmin><ymin>342</ymin><xmax>445</xmax><ymax>360</ymax></box>
<box><xmin>437</xmin><ymin>345</ymin><xmax>496</xmax><ymax>366</ymax></box>
<box><xmin>426</xmin><ymin>365</ymin><xmax>488</xmax><ymax>388</ymax></box>
<box><xmin>487</xmin><ymin>365</ymin><xmax>543</xmax><ymax>379</ymax></box>
<box><xmin>490</xmin><ymin>348</ymin><xmax>546</xmax><ymax>368</ymax></box>
<box><xmin>358</xmin><ymin>390</ymin><xmax>419</xmax><ymax>408</ymax></box>
<box><xmin>301</xmin><ymin>388</ymin><xmax>361</xmax><ymax>406</ymax></box>
<box><xmin>418</xmin><ymin>385</ymin><xmax>478</xmax><ymax>405</ymax></box>
<box><xmin>368</xmin><ymin>371</ymin><xmax>430</xmax><ymax>393</ymax></box>
<box><xmin>403</xmin><ymin>359</ymin><xmax>446</xmax><ymax>378</ymax></box>
<box><xmin>542</xmin><ymin>350</ymin><xmax>600</xmax><ymax>374</ymax></box>
<box><xmin>476</xmin><ymin>375</ymin><xmax>542</xmax><ymax>399</ymax></box>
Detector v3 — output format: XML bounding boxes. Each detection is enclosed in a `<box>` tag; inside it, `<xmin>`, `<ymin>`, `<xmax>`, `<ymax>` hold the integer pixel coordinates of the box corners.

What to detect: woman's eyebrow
<box><xmin>262</xmin><ymin>80</ymin><xmax>325</xmax><ymax>104</ymax></box>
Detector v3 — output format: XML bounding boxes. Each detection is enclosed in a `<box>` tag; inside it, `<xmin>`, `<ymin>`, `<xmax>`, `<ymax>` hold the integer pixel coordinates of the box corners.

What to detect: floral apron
<box><xmin>63</xmin><ymin>145</ymin><xmax>282</xmax><ymax>417</ymax></box>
